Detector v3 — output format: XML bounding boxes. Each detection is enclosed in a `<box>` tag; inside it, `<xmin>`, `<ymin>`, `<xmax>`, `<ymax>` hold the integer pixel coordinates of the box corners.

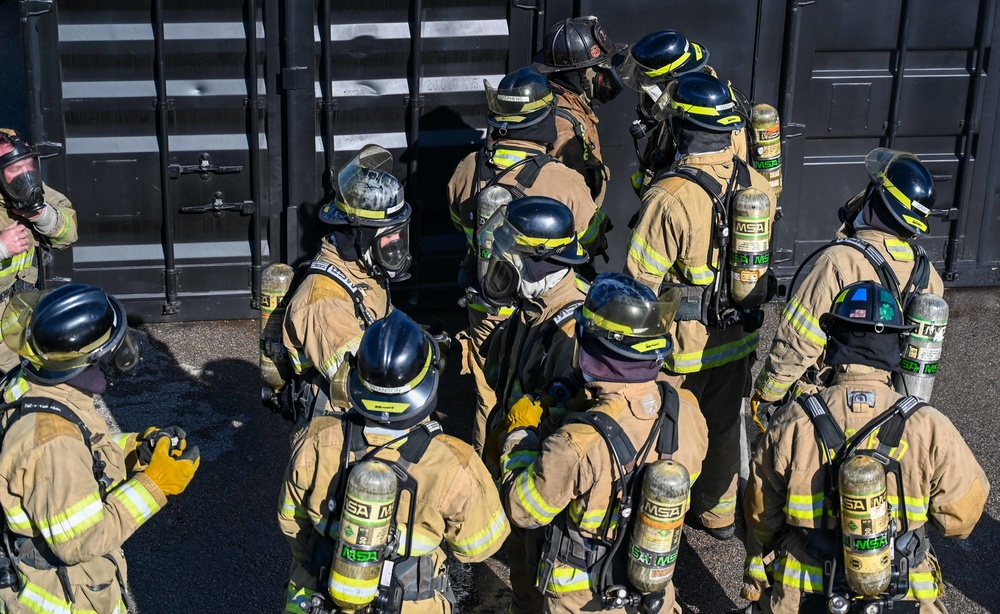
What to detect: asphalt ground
<box><xmin>100</xmin><ymin>287</ymin><xmax>1000</xmax><ymax>613</ymax></box>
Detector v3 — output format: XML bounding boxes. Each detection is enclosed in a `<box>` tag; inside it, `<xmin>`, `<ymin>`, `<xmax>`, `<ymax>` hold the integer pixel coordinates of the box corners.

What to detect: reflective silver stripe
<box><xmin>325</xmin><ymin>75</ymin><xmax>502</xmax><ymax>98</ymax></box>
<box><xmin>59</xmin><ymin>22</ymin><xmax>265</xmax><ymax>42</ymax></box>
<box><xmin>317</xmin><ymin>129</ymin><xmax>487</xmax><ymax>153</ymax></box>
<box><xmin>63</xmin><ymin>79</ymin><xmax>267</xmax><ymax>99</ymax></box>
<box><xmin>74</xmin><ymin>241</ymin><xmax>270</xmax><ymax>263</ymax></box>
<box><xmin>323</xmin><ymin>20</ymin><xmax>508</xmax><ymax>42</ymax></box>
<box><xmin>66</xmin><ymin>134</ymin><xmax>268</xmax><ymax>155</ymax></box>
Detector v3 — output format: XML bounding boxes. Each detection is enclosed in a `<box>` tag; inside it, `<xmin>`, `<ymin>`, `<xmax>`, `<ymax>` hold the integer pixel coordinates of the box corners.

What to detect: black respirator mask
<box><xmin>591</xmin><ymin>65</ymin><xmax>624</xmax><ymax>104</ymax></box>
<box><xmin>370</xmin><ymin>222</ymin><xmax>412</xmax><ymax>282</ymax></box>
<box><xmin>0</xmin><ymin>134</ymin><xmax>44</xmax><ymax>213</ymax></box>
<box><xmin>99</xmin><ymin>330</ymin><xmax>143</xmax><ymax>380</ymax></box>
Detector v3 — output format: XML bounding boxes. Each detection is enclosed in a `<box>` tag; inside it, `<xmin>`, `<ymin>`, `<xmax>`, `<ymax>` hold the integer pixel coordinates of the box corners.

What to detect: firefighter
<box><xmin>0</xmin><ymin>130</ymin><xmax>78</xmax><ymax>372</ymax></box>
<box><xmin>478</xmin><ymin>195</ymin><xmax>589</xmax><ymax>614</ymax></box>
<box><xmin>534</xmin><ymin>15</ymin><xmax>626</xmax><ymax>211</ymax></box>
<box><xmin>498</xmin><ymin>272</ymin><xmax>708</xmax><ymax>614</ymax></box>
<box><xmin>283</xmin><ymin>145</ymin><xmax>411</xmax><ymax>431</ymax></box>
<box><xmin>279</xmin><ymin>310</ymin><xmax>510</xmax><ymax>614</ymax></box>
<box><xmin>620</xmin><ymin>30</ymin><xmax>750</xmax><ymax>196</ymax></box>
<box><xmin>625</xmin><ymin>71</ymin><xmax>777</xmax><ymax>540</ymax></box>
<box><xmin>743</xmin><ymin>281</ymin><xmax>988</xmax><ymax>613</ymax></box>
<box><xmin>751</xmin><ymin>149</ymin><xmax>945</xmax><ymax>426</ymax></box>
<box><xmin>0</xmin><ymin>284</ymin><xmax>199</xmax><ymax>613</ymax></box>
<box><xmin>446</xmin><ymin>66</ymin><xmax>597</xmax><ymax>454</ymax></box>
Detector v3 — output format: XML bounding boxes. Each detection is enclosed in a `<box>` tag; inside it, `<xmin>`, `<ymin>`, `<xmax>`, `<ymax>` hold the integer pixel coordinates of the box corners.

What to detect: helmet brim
<box><xmin>487</xmin><ymin>106</ymin><xmax>553</xmax><ymax>130</ymax></box>
<box><xmin>319</xmin><ymin>199</ymin><xmax>412</xmax><ymax>227</ymax></box>
<box><xmin>532</xmin><ymin>42</ymin><xmax>629</xmax><ymax>74</ymax></box>
<box><xmin>348</xmin><ymin>330</ymin><xmax>441</xmax><ymax>429</ymax></box>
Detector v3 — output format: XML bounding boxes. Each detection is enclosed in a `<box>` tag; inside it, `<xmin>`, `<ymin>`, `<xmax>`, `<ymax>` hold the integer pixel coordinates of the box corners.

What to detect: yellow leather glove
<box><xmin>504</xmin><ymin>395</ymin><xmax>544</xmax><ymax>434</ymax></box>
<box><xmin>144</xmin><ymin>437</ymin><xmax>200</xmax><ymax>496</ymax></box>
<box><xmin>750</xmin><ymin>393</ymin><xmax>776</xmax><ymax>433</ymax></box>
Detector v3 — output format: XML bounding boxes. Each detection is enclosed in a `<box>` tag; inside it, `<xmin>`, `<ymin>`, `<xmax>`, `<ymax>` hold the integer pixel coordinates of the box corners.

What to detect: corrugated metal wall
<box><xmin>14</xmin><ymin>0</ymin><xmax>1000</xmax><ymax>321</ymax></box>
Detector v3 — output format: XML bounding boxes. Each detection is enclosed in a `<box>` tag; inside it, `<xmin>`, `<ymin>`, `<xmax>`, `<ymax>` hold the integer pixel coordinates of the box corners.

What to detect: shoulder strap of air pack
<box><xmin>303</xmin><ymin>260</ymin><xmax>376</xmax><ymax>326</ymax></box>
<box><xmin>554</xmin><ymin>107</ymin><xmax>591</xmax><ymax>162</ymax></box>
<box><xmin>395</xmin><ymin>421</ymin><xmax>443</xmax><ymax>464</ymax></box>
<box><xmin>512</xmin><ymin>153</ymin><xmax>557</xmax><ymax>190</ymax></box>
<box><xmin>2</xmin><ymin>397</ymin><xmax>112</xmax><ymax>500</ymax></box>
<box><xmin>847</xmin><ymin>395</ymin><xmax>927</xmax><ymax>458</ymax></box>
<box><xmin>900</xmin><ymin>246</ymin><xmax>931</xmax><ymax>310</ymax></box>
<box><xmin>787</xmin><ymin>237</ymin><xmax>902</xmax><ymax>304</ymax></box>
<box><xmin>654</xmin><ymin>382</ymin><xmax>681</xmax><ymax>458</ymax></box>
<box><xmin>797</xmin><ymin>394</ymin><xmax>848</xmax><ymax>461</ymax></box>
<box><xmin>514</xmin><ymin>300</ymin><xmax>583</xmax><ymax>397</ymax></box>
<box><xmin>565</xmin><ymin>411</ymin><xmax>638</xmax><ymax>470</ymax></box>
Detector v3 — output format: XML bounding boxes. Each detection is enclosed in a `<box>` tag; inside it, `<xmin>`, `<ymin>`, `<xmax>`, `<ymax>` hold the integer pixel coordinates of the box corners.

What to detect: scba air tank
<box><xmin>627</xmin><ymin>460</ymin><xmax>690</xmax><ymax>593</ymax></box>
<box><xmin>259</xmin><ymin>263</ymin><xmax>295</xmax><ymax>393</ymax></box>
<box><xmin>751</xmin><ymin>103</ymin><xmax>782</xmax><ymax>200</ymax></box>
<box><xmin>475</xmin><ymin>185</ymin><xmax>512</xmax><ymax>286</ymax></box>
<box><xmin>329</xmin><ymin>460</ymin><xmax>398</xmax><ymax>611</ymax></box>
<box><xmin>894</xmin><ymin>293</ymin><xmax>948</xmax><ymax>403</ymax></box>
<box><xmin>729</xmin><ymin>188</ymin><xmax>772</xmax><ymax>308</ymax></box>
<box><xmin>839</xmin><ymin>455</ymin><xmax>892</xmax><ymax>598</ymax></box>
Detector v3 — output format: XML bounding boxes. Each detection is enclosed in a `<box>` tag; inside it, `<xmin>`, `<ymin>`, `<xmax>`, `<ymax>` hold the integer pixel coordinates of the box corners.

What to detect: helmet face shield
<box><xmin>582</xmin><ymin>287</ymin><xmax>680</xmax><ymax>340</ymax></box>
<box><xmin>2</xmin><ymin>290</ymin><xmax>46</xmax><ymax>359</ymax></box>
<box><xmin>321</xmin><ymin>145</ymin><xmax>409</xmax><ymax>227</ymax></box>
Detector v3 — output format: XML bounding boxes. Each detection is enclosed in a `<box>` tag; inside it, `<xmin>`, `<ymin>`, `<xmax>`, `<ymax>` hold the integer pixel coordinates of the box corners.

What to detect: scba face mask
<box><xmin>591</xmin><ymin>65</ymin><xmax>625</xmax><ymax>104</ymax></box>
<box><xmin>0</xmin><ymin>134</ymin><xmax>44</xmax><ymax>213</ymax></box>
<box><xmin>370</xmin><ymin>223</ymin><xmax>412</xmax><ymax>281</ymax></box>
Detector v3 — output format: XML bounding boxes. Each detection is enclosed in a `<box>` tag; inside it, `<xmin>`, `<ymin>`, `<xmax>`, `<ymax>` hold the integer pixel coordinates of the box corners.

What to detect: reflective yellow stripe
<box><xmin>109</xmin><ymin>477</ymin><xmax>161</xmax><ymax>527</ymax></box>
<box><xmin>758</xmin><ymin>373</ymin><xmax>793</xmax><ymax>400</ymax></box>
<box><xmin>501</xmin><ymin>449</ymin><xmax>539</xmax><ymax>478</ymax></box>
<box><xmin>516</xmin><ymin>234</ymin><xmax>572</xmax><ymax>248</ymax></box>
<box><xmin>907</xmin><ymin>571</ymin><xmax>941</xmax><ymax>599</ymax></box>
<box><xmin>513</xmin><ymin>465</ymin><xmax>561</xmax><ymax>525</ymax></box>
<box><xmin>4</xmin><ymin>504</ymin><xmax>31</xmax><ymax>532</ymax></box>
<box><xmin>396</xmin><ymin>524</ymin><xmax>442</xmax><ymax>556</ymax></box>
<box><xmin>18</xmin><ymin>576</ymin><xmax>91</xmax><ymax>614</ymax></box>
<box><xmin>774</xmin><ymin>557</ymin><xmax>824</xmax><ymax>592</ymax></box>
<box><xmin>884</xmin><ymin>238</ymin><xmax>915</xmax><ymax>262</ymax></box>
<box><xmin>701</xmin><ymin>493</ymin><xmax>737</xmax><ymax>514</ymax></box>
<box><xmin>542</xmin><ymin>565</ymin><xmax>593</xmax><ymax>593</ymax></box>
<box><xmin>646</xmin><ymin>51</ymin><xmax>692</xmax><ymax>77</ymax></box>
<box><xmin>38</xmin><ymin>490</ymin><xmax>105</xmax><ymax>544</ymax></box>
<box><xmin>3</xmin><ymin>373</ymin><xmax>29</xmax><ymax>403</ymax></box>
<box><xmin>52</xmin><ymin>213</ymin><xmax>74</xmax><ymax>244</ymax></box>
<box><xmin>672</xmin><ymin>100</ymin><xmax>723</xmax><ymax>116</ymax></box>
<box><xmin>784</xmin><ymin>492</ymin><xmax>825</xmax><ymax>520</ymax></box>
<box><xmin>319</xmin><ymin>338</ymin><xmax>361</xmax><ymax>380</ymax></box>
<box><xmin>279</xmin><ymin>495</ymin><xmax>309</xmax><ymax>521</ymax></box>
<box><xmin>450</xmin><ymin>508</ymin><xmax>509</xmax><ymax>557</ymax></box>
<box><xmin>287</xmin><ymin>348</ymin><xmax>313</xmax><ymax>374</ymax></box>
<box><xmin>627</xmin><ymin>232</ymin><xmax>671</xmax><ymax>276</ymax></box>
<box><xmin>111</xmin><ymin>432</ymin><xmax>132</xmax><ymax>452</ymax></box>
<box><xmin>887</xmin><ymin>495</ymin><xmax>929</xmax><ymax>522</ymax></box>
<box><xmin>665</xmin><ymin>330</ymin><xmax>759</xmax><ymax>373</ymax></box>
<box><xmin>0</xmin><ymin>251</ymin><xmax>34</xmax><ymax>279</ymax></box>
<box><xmin>466</xmin><ymin>301</ymin><xmax>516</xmax><ymax>316</ymax></box>
<box><xmin>581</xmin><ymin>306</ymin><xmax>635</xmax><ymax>336</ymax></box>
<box><xmin>744</xmin><ymin>554</ymin><xmax>768</xmax><ymax>582</ymax></box>
<box><xmin>783</xmin><ymin>296</ymin><xmax>826</xmax><ymax>346</ymax></box>
<box><xmin>492</xmin><ymin>149</ymin><xmax>529</xmax><ymax>169</ymax></box>
<box><xmin>567</xmin><ymin>501</ymin><xmax>619</xmax><ymax>532</ymax></box>
<box><xmin>329</xmin><ymin>569</ymin><xmax>378</xmax><ymax>605</ymax></box>
<box><xmin>578</xmin><ymin>209</ymin><xmax>605</xmax><ymax>247</ymax></box>
<box><xmin>674</xmin><ymin>260</ymin><xmax>715</xmax><ymax>285</ymax></box>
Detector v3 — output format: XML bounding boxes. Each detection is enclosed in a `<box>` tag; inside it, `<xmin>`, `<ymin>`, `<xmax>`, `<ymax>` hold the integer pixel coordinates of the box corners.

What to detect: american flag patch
<box><xmin>849</xmin><ymin>309</ymin><xmax>867</xmax><ymax>318</ymax></box>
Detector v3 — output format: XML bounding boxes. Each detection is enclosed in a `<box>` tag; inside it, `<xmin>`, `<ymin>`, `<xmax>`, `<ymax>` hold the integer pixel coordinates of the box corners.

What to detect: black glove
<box><xmin>136</xmin><ymin>426</ymin><xmax>187</xmax><ymax>465</ymax></box>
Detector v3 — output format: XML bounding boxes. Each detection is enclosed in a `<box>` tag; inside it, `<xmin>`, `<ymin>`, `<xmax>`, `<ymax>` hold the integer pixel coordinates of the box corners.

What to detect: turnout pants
<box><xmin>461</xmin><ymin>306</ymin><xmax>508</xmax><ymax>454</ymax></box>
<box><xmin>676</xmin><ymin>355</ymin><xmax>750</xmax><ymax>529</ymax></box>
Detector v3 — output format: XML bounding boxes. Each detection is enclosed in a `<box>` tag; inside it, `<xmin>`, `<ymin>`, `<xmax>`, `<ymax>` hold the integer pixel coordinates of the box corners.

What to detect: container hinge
<box><xmin>281</xmin><ymin>66</ymin><xmax>311</xmax><ymax>90</ymax></box>
<box><xmin>316</xmin><ymin>100</ymin><xmax>338</xmax><ymax>111</ymax></box>
<box><xmin>511</xmin><ymin>0</ymin><xmax>542</xmax><ymax>10</ymax></box>
<box><xmin>169</xmin><ymin>154</ymin><xmax>243</xmax><ymax>180</ymax></box>
<box><xmin>180</xmin><ymin>191</ymin><xmax>255</xmax><ymax>216</ymax></box>
<box><xmin>244</xmin><ymin>98</ymin><xmax>267</xmax><ymax>109</ymax></box>
<box><xmin>152</xmin><ymin>99</ymin><xmax>175</xmax><ymax>111</ymax></box>
<box><xmin>22</xmin><ymin>0</ymin><xmax>53</xmax><ymax>17</ymax></box>
<box><xmin>930</xmin><ymin>208</ymin><xmax>960</xmax><ymax>221</ymax></box>
<box><xmin>959</xmin><ymin>118</ymin><xmax>981</xmax><ymax>133</ymax></box>
<box><xmin>35</xmin><ymin>141</ymin><xmax>63</xmax><ymax>159</ymax></box>
<box><xmin>782</xmin><ymin>123</ymin><xmax>806</xmax><ymax>139</ymax></box>
<box><xmin>773</xmin><ymin>247</ymin><xmax>794</xmax><ymax>265</ymax></box>
<box><xmin>403</xmin><ymin>96</ymin><xmax>425</xmax><ymax>108</ymax></box>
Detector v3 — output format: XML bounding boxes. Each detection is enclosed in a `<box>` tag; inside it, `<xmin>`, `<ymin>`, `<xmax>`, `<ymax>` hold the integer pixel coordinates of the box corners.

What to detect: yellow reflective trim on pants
<box><xmin>784</xmin><ymin>491</ymin><xmax>825</xmax><ymax>520</ymax></box>
<box><xmin>906</xmin><ymin>571</ymin><xmax>941</xmax><ymax>599</ymax></box>
<box><xmin>665</xmin><ymin>330</ymin><xmax>759</xmax><ymax>373</ymax></box>
<box><xmin>513</xmin><ymin>465</ymin><xmax>562</xmax><ymax>525</ymax></box>
<box><xmin>627</xmin><ymin>232</ymin><xmax>672</xmax><ymax>276</ymax></box>
<box><xmin>449</xmin><ymin>507</ymin><xmax>510</xmax><ymax>558</ymax></box>
<box><xmin>884</xmin><ymin>238</ymin><xmax>915</xmax><ymax>262</ymax></box>
<box><xmin>285</xmin><ymin>584</ymin><xmax>316</xmax><ymax>614</ymax></box>
<box><xmin>17</xmin><ymin>575</ymin><xmax>100</xmax><ymax>614</ymax></box>
<box><xmin>542</xmin><ymin>565</ymin><xmax>593</xmax><ymax>594</ymax></box>
<box><xmin>702</xmin><ymin>492</ymin><xmax>737</xmax><ymax>515</ymax></box>
<box><xmin>774</xmin><ymin>557</ymin><xmax>824</xmax><ymax>592</ymax></box>
<box><xmin>783</xmin><ymin>296</ymin><xmax>827</xmax><ymax>346</ymax></box>
<box><xmin>675</xmin><ymin>260</ymin><xmax>715</xmax><ymax>285</ymax></box>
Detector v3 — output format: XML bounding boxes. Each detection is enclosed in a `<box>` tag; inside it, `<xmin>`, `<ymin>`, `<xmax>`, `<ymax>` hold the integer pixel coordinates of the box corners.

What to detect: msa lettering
<box><xmin>341</xmin><ymin>545</ymin><xmax>380</xmax><ymax>563</ymax></box>
<box><xmin>735</xmin><ymin>221</ymin><xmax>767</xmax><ymax>234</ymax></box>
<box><xmin>853</xmin><ymin>535</ymin><xmax>888</xmax><ymax>551</ymax></box>
<box><xmin>641</xmin><ymin>501</ymin><xmax>684</xmax><ymax>520</ymax></box>
<box><xmin>842</xmin><ymin>496</ymin><xmax>868</xmax><ymax>512</ymax></box>
<box><xmin>346</xmin><ymin>498</ymin><xmax>373</xmax><ymax>519</ymax></box>
<box><xmin>923</xmin><ymin>363</ymin><xmax>939</xmax><ymax>374</ymax></box>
